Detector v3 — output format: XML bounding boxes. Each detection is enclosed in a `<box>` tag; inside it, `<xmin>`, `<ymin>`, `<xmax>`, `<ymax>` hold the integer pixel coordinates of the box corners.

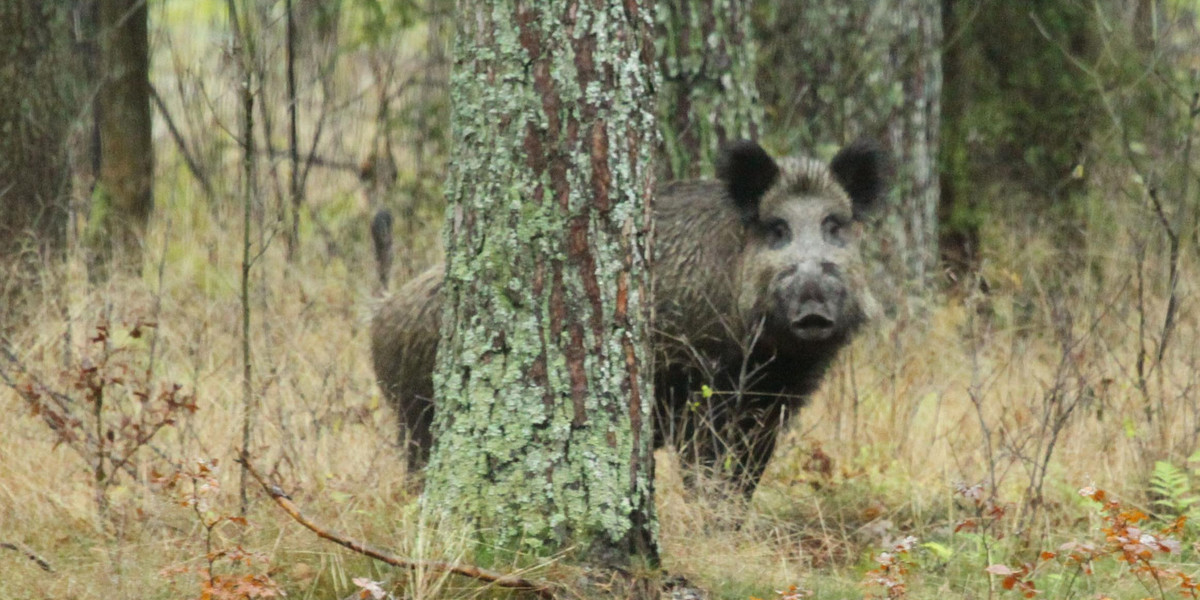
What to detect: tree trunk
<box><xmin>413</xmin><ymin>0</ymin><xmax>451</xmax><ymax>182</ymax></box>
<box><xmin>937</xmin><ymin>0</ymin><xmax>977</xmax><ymax>282</ymax></box>
<box><xmin>756</xmin><ymin>1</ymin><xmax>941</xmax><ymax>302</ymax></box>
<box><xmin>423</xmin><ymin>0</ymin><xmax>658</xmax><ymax>570</ymax></box>
<box><xmin>881</xmin><ymin>0</ymin><xmax>941</xmax><ymax>297</ymax></box>
<box><xmin>656</xmin><ymin>0</ymin><xmax>761</xmax><ymax>180</ymax></box>
<box><xmin>0</xmin><ymin>1</ymin><xmax>82</xmax><ymax>315</ymax></box>
<box><xmin>88</xmin><ymin>0</ymin><xmax>153</xmax><ymax>279</ymax></box>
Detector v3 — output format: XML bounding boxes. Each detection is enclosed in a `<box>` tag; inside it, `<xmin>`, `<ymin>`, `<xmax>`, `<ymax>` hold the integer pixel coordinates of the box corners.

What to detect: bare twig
<box><xmin>0</xmin><ymin>342</ymin><xmax>95</xmax><ymax>459</ymax></box>
<box><xmin>146</xmin><ymin>223</ymin><xmax>170</xmax><ymax>378</ymax></box>
<box><xmin>149</xmin><ymin>85</ymin><xmax>215</xmax><ymax>201</ymax></box>
<box><xmin>236</xmin><ymin>454</ymin><xmax>556</xmax><ymax>599</ymax></box>
<box><xmin>0</xmin><ymin>340</ymin><xmax>142</xmax><ymax>480</ymax></box>
<box><xmin>0</xmin><ymin>541</ymin><xmax>53</xmax><ymax>572</ymax></box>
<box><xmin>225</xmin><ymin>0</ymin><xmax>257</xmax><ymax>517</ymax></box>
<box><xmin>285</xmin><ymin>0</ymin><xmax>302</xmax><ymax>261</ymax></box>
<box><xmin>261</xmin><ymin>148</ymin><xmax>358</xmax><ymax>173</ymax></box>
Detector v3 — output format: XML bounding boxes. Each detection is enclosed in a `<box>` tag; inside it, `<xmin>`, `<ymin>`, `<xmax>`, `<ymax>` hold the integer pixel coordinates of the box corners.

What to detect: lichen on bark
<box><xmin>422</xmin><ymin>0</ymin><xmax>659</xmax><ymax>567</ymax></box>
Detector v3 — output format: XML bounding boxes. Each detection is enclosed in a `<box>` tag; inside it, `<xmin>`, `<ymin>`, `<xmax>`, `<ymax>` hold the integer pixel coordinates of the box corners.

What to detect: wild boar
<box><xmin>371</xmin><ymin>139</ymin><xmax>887</xmax><ymax>494</ymax></box>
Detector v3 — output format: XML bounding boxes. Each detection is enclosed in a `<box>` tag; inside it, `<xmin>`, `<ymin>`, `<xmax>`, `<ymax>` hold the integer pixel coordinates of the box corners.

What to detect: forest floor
<box><xmin>2</xmin><ymin>168</ymin><xmax>1199</xmax><ymax>600</ymax></box>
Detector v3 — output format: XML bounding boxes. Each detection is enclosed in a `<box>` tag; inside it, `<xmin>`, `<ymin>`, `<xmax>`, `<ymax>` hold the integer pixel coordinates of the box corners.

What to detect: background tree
<box><xmin>410</xmin><ymin>0</ymin><xmax>452</xmax><ymax>194</ymax></box>
<box><xmin>0</xmin><ymin>1</ymin><xmax>84</xmax><ymax>317</ymax></box>
<box><xmin>421</xmin><ymin>0</ymin><xmax>659</xmax><ymax>572</ymax></box>
<box><xmin>656</xmin><ymin>0</ymin><xmax>761</xmax><ymax>180</ymax></box>
<box><xmin>756</xmin><ymin>1</ymin><xmax>942</xmax><ymax>302</ymax></box>
<box><xmin>87</xmin><ymin>0</ymin><xmax>154</xmax><ymax>279</ymax></box>
<box><xmin>937</xmin><ymin>0</ymin><xmax>976</xmax><ymax>278</ymax></box>
<box><xmin>937</xmin><ymin>2</ymin><xmax>1101</xmax><ymax>282</ymax></box>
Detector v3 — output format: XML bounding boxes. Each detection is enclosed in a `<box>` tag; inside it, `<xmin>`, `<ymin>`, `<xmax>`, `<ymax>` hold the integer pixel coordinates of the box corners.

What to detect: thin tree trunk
<box><xmin>656</xmin><ymin>0</ymin><xmax>761</xmax><ymax>180</ymax></box>
<box><xmin>413</xmin><ymin>0</ymin><xmax>451</xmax><ymax>181</ymax></box>
<box><xmin>225</xmin><ymin>0</ymin><xmax>257</xmax><ymax>517</ymax></box>
<box><xmin>285</xmin><ymin>0</ymin><xmax>301</xmax><ymax>261</ymax></box>
<box><xmin>423</xmin><ymin>0</ymin><xmax>659</xmax><ymax>571</ymax></box>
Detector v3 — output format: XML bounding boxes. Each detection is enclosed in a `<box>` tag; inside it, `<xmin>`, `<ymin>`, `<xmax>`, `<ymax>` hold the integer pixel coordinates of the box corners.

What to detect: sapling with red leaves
<box><xmin>0</xmin><ymin>318</ymin><xmax>196</xmax><ymax>518</ymax></box>
<box><xmin>863</xmin><ymin>536</ymin><xmax>920</xmax><ymax>600</ymax></box>
<box><xmin>156</xmin><ymin>458</ymin><xmax>284</xmax><ymax>600</ymax></box>
<box><xmin>986</xmin><ymin>486</ymin><xmax>1199</xmax><ymax>600</ymax></box>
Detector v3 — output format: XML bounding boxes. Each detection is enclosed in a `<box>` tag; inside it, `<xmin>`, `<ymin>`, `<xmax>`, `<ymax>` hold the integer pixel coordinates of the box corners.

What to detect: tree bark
<box><xmin>656</xmin><ymin>0</ymin><xmax>761</xmax><ymax>180</ymax></box>
<box><xmin>423</xmin><ymin>0</ymin><xmax>658</xmax><ymax>570</ymax></box>
<box><xmin>938</xmin><ymin>0</ymin><xmax>978</xmax><ymax>281</ymax></box>
<box><xmin>0</xmin><ymin>1</ymin><xmax>82</xmax><ymax>315</ymax></box>
<box><xmin>882</xmin><ymin>0</ymin><xmax>942</xmax><ymax>296</ymax></box>
<box><xmin>89</xmin><ymin>0</ymin><xmax>153</xmax><ymax>278</ymax></box>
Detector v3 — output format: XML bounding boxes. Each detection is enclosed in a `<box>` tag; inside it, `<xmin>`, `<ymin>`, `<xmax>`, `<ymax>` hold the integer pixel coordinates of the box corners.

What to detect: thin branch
<box><xmin>1148</xmin><ymin>186</ymin><xmax>1181</xmax><ymax>363</ymax></box>
<box><xmin>237</xmin><ymin>454</ymin><xmax>557</xmax><ymax>599</ymax></box>
<box><xmin>0</xmin><ymin>340</ymin><xmax>153</xmax><ymax>482</ymax></box>
<box><xmin>0</xmin><ymin>542</ymin><xmax>53</xmax><ymax>573</ymax></box>
<box><xmin>149</xmin><ymin>85</ymin><xmax>215</xmax><ymax>201</ymax></box>
<box><xmin>225</xmin><ymin>0</ymin><xmax>256</xmax><ymax>517</ymax></box>
<box><xmin>286</xmin><ymin>0</ymin><xmax>301</xmax><ymax>261</ymax></box>
<box><xmin>260</xmin><ymin>149</ymin><xmax>359</xmax><ymax>174</ymax></box>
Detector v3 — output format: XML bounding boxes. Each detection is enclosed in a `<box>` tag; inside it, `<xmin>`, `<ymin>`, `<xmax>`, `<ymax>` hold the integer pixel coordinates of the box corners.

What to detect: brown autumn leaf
<box><xmin>1002</xmin><ymin>575</ymin><xmax>1018</xmax><ymax>590</ymax></box>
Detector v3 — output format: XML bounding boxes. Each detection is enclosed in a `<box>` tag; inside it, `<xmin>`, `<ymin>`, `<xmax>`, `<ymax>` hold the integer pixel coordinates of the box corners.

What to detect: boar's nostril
<box><xmin>796</xmin><ymin>279</ymin><xmax>826</xmax><ymax>303</ymax></box>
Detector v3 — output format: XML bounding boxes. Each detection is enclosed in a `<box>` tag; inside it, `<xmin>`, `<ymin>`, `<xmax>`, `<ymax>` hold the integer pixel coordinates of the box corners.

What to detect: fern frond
<box><xmin>1150</xmin><ymin>460</ymin><xmax>1197</xmax><ymax>515</ymax></box>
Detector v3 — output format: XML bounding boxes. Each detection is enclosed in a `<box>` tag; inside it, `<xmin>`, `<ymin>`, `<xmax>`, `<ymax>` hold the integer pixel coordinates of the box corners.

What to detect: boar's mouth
<box><xmin>791</xmin><ymin>313</ymin><xmax>836</xmax><ymax>341</ymax></box>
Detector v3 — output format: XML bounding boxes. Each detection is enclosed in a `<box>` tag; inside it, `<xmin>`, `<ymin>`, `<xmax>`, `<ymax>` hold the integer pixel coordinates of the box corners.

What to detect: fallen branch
<box><xmin>237</xmin><ymin>453</ymin><xmax>556</xmax><ymax>599</ymax></box>
<box><xmin>1</xmin><ymin>541</ymin><xmax>53</xmax><ymax>572</ymax></box>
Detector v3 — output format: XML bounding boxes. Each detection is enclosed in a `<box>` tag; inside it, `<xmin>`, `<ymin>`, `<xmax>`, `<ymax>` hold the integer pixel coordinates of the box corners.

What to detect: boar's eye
<box><xmin>822</xmin><ymin>215</ymin><xmax>849</xmax><ymax>246</ymax></box>
<box><xmin>763</xmin><ymin>218</ymin><xmax>791</xmax><ymax>249</ymax></box>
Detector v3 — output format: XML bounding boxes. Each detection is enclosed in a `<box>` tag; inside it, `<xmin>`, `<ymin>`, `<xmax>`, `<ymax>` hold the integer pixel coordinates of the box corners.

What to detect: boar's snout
<box><xmin>776</xmin><ymin>261</ymin><xmax>847</xmax><ymax>342</ymax></box>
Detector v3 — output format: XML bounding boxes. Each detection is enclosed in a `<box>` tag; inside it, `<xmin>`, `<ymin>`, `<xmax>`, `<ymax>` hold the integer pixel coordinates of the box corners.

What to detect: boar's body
<box><xmin>371</xmin><ymin>140</ymin><xmax>886</xmax><ymax>495</ymax></box>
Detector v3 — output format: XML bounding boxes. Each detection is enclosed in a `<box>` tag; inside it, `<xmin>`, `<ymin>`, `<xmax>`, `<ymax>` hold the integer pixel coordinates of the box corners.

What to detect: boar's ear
<box><xmin>717</xmin><ymin>140</ymin><xmax>780</xmax><ymax>223</ymax></box>
<box><xmin>830</xmin><ymin>139</ymin><xmax>890</xmax><ymax>220</ymax></box>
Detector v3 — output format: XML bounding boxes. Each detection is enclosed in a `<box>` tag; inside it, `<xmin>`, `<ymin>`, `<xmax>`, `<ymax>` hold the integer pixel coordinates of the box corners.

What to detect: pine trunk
<box><xmin>656</xmin><ymin>0</ymin><xmax>760</xmax><ymax>180</ymax></box>
<box><xmin>422</xmin><ymin>0</ymin><xmax>659</xmax><ymax>568</ymax></box>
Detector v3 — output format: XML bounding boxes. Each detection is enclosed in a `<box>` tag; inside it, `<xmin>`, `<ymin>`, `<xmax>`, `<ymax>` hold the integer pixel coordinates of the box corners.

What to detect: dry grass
<box><xmin>3</xmin><ymin>175</ymin><xmax>1197</xmax><ymax>600</ymax></box>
